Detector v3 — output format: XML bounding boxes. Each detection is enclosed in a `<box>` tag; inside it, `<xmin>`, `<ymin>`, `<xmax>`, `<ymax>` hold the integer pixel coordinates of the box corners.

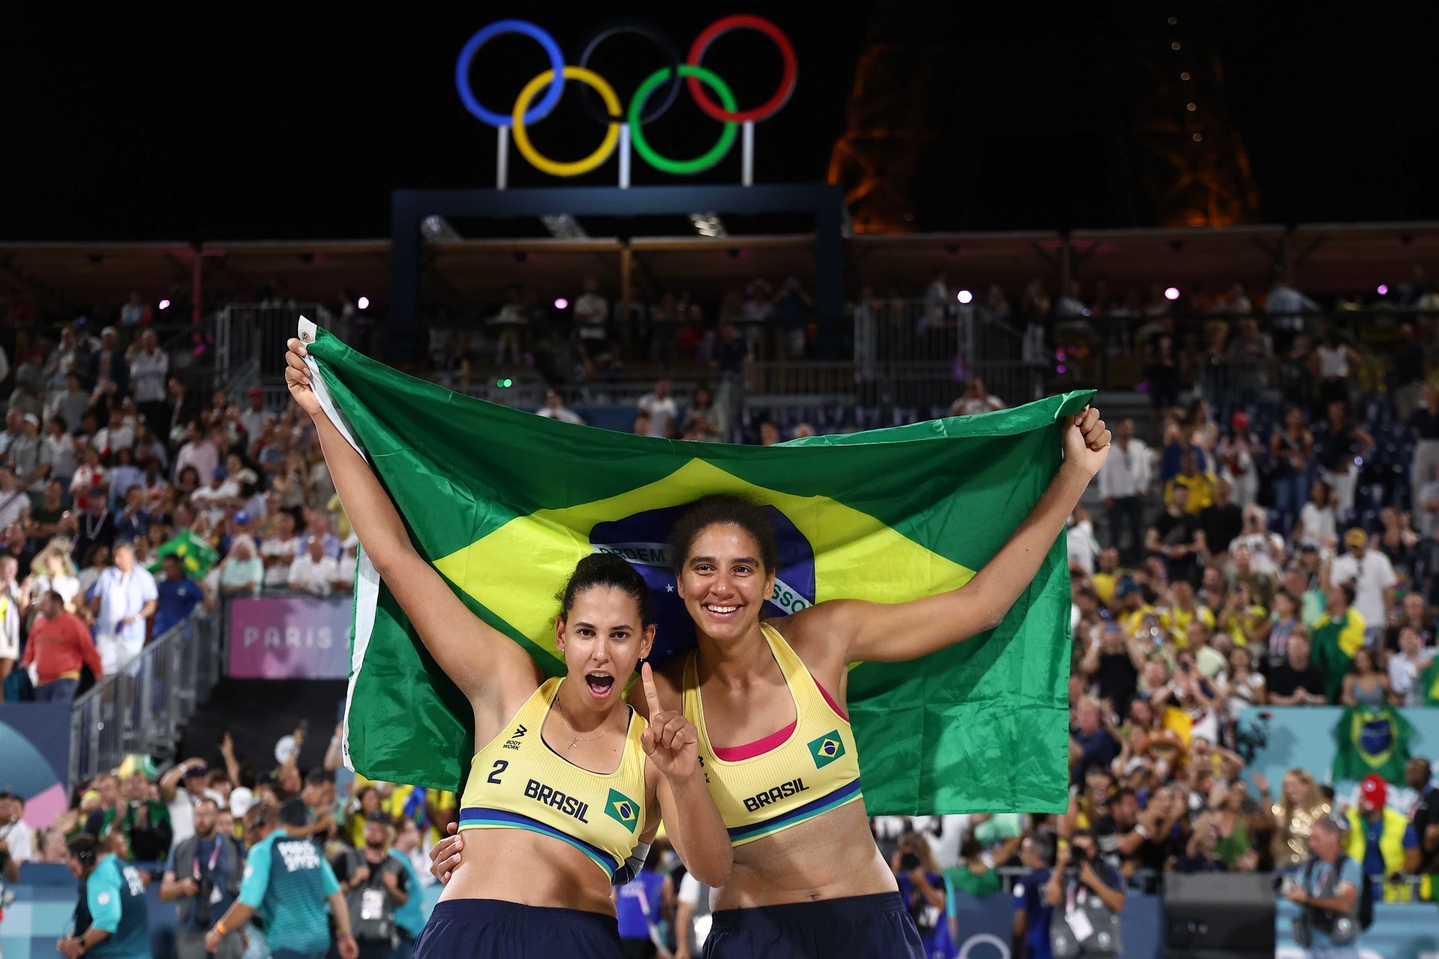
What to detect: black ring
<box><xmin>576</xmin><ymin>20</ymin><xmax>683</xmax><ymax>125</ymax></box>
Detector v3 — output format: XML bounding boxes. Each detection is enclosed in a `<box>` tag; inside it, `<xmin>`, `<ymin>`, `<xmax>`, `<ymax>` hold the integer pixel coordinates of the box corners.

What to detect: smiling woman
<box><xmin>282</xmin><ymin>337</ymin><xmax>731</xmax><ymax>959</ymax></box>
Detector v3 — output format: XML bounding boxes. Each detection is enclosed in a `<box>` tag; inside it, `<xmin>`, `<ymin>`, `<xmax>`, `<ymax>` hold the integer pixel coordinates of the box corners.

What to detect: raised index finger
<box><xmin>641</xmin><ymin>662</ymin><xmax>662</xmax><ymax>719</ymax></box>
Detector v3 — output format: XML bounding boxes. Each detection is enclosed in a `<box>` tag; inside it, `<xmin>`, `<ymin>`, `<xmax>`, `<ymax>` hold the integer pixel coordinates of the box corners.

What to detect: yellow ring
<box><xmin>511</xmin><ymin>67</ymin><xmax>621</xmax><ymax>177</ymax></box>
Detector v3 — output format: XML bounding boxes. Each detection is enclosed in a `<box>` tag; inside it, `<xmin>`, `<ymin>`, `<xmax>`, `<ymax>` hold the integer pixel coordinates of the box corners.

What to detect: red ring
<box><xmin>684</xmin><ymin>15</ymin><xmax>797</xmax><ymax>124</ymax></box>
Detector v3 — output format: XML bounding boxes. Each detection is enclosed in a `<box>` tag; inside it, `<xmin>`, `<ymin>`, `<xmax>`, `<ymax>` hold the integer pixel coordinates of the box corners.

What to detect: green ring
<box><xmin>629</xmin><ymin>64</ymin><xmax>737</xmax><ymax>175</ymax></box>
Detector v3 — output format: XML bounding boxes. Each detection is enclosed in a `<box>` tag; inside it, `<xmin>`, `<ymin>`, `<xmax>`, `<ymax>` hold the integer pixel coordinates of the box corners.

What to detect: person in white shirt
<box><xmin>288</xmin><ymin>536</ymin><xmax>340</xmax><ymax>595</ymax></box>
<box><xmin>636</xmin><ymin>378</ymin><xmax>678</xmax><ymax>439</ymax></box>
<box><xmin>261</xmin><ymin>511</ymin><xmax>301</xmax><ymax>586</ymax></box>
<box><xmin>1388</xmin><ymin>627</ymin><xmax>1435</xmax><ymax>707</ymax></box>
<box><xmin>159</xmin><ymin>759</ymin><xmax>211</xmax><ymax>845</ymax></box>
<box><xmin>1227</xmin><ymin>507</ymin><xmax>1287</xmax><ymax>577</ymax></box>
<box><xmin>572</xmin><ymin>276</ymin><xmax>609</xmax><ymax>344</ymax></box>
<box><xmin>0</xmin><ymin>788</ymin><xmax>33</xmax><ymax>868</ymax></box>
<box><xmin>129</xmin><ymin>329</ymin><xmax>169</xmax><ymax>421</ymax></box>
<box><xmin>1329</xmin><ymin>527</ymin><xmax>1397</xmax><ymax>645</ymax></box>
<box><xmin>43</xmin><ymin>416</ymin><xmax>78</xmax><ymax>486</ymax></box>
<box><xmin>87</xmin><ymin>542</ymin><xmax>159</xmax><ymax>674</ymax></box>
<box><xmin>948</xmin><ymin>378</ymin><xmax>1005</xmax><ymax>417</ymax></box>
<box><xmin>92</xmin><ymin>408</ymin><xmax>135</xmax><ymax>458</ymax></box>
<box><xmin>174</xmin><ymin>422</ymin><xmax>219</xmax><ymax>483</ymax></box>
<box><xmin>1067</xmin><ymin>506</ymin><xmax>1099</xmax><ymax>575</ymax></box>
<box><xmin>534</xmin><ymin>389</ymin><xmax>585</xmax><ymax>426</ymax></box>
<box><xmin>0</xmin><ymin>467</ymin><xmax>32</xmax><ymax>533</ymax></box>
<box><xmin>1097</xmin><ymin>418</ymin><xmax>1150</xmax><ymax>565</ymax></box>
<box><xmin>191</xmin><ymin>467</ymin><xmax>241</xmax><ymax>526</ymax></box>
<box><xmin>238</xmin><ymin>386</ymin><xmax>274</xmax><ymax>442</ymax></box>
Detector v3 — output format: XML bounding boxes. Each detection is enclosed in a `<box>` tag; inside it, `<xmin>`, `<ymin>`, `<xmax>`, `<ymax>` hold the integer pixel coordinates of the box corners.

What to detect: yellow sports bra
<box><xmin>458</xmin><ymin>677</ymin><xmax>648</xmax><ymax>881</ymax></box>
<box><xmin>682</xmin><ymin>623</ymin><xmax>863</xmax><ymax>846</ymax></box>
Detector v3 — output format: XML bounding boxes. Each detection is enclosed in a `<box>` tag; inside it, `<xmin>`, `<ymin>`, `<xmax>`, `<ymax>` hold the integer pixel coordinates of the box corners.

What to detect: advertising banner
<box><xmin>228</xmin><ymin>595</ymin><xmax>352</xmax><ymax>679</ymax></box>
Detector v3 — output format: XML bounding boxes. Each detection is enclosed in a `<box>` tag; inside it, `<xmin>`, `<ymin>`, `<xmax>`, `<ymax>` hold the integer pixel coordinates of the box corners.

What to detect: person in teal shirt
<box><xmin>58</xmin><ymin>835</ymin><xmax>150</xmax><ymax>959</ymax></box>
<box><xmin>206</xmin><ymin>799</ymin><xmax>358</xmax><ymax>959</ymax></box>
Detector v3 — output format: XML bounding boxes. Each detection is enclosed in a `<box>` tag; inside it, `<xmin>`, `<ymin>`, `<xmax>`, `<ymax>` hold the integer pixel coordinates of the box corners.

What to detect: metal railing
<box><xmin>215</xmin><ymin>302</ymin><xmax>338</xmax><ymax>387</ymax></box>
<box><xmin>69</xmin><ymin>609</ymin><xmax>223</xmax><ymax>786</ymax></box>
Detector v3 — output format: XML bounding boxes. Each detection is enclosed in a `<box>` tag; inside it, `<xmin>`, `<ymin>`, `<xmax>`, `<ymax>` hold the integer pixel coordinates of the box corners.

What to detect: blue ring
<box><xmin>455</xmin><ymin>20</ymin><xmax>565</xmax><ymax>128</ymax></box>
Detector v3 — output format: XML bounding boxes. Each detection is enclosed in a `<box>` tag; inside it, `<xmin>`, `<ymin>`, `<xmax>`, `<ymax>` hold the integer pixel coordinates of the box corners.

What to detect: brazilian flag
<box><xmin>1332</xmin><ymin>704</ymin><xmax>1416</xmax><ymax>785</ymax></box>
<box><xmin>304</xmin><ymin>327</ymin><xmax>1083</xmax><ymax>814</ymax></box>
<box><xmin>1422</xmin><ymin>656</ymin><xmax>1439</xmax><ymax>706</ymax></box>
<box><xmin>148</xmin><ymin>529</ymin><xmax>219</xmax><ymax>579</ymax></box>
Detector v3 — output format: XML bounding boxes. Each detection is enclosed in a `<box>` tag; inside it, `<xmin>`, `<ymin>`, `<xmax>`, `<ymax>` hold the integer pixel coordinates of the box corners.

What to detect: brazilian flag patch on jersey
<box><xmin>605</xmin><ymin>789</ymin><xmax>640</xmax><ymax>832</ymax></box>
<box><xmin>808</xmin><ymin>731</ymin><xmax>846</xmax><ymax>769</ymax></box>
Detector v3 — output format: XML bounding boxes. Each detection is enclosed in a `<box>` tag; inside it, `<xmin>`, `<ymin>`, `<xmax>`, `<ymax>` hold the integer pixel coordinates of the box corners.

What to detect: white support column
<box><xmin>741</xmin><ymin>121</ymin><xmax>755</xmax><ymax>186</ymax></box>
<box><xmin>496</xmin><ymin>126</ymin><xmax>509</xmax><ymax>191</ymax></box>
<box><xmin>619</xmin><ymin>123</ymin><xmax>631</xmax><ymax>189</ymax></box>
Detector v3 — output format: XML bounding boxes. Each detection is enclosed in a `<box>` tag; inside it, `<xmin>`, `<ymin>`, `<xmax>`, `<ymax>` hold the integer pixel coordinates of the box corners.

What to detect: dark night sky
<box><xmin>5</xmin><ymin>2</ymin><xmax>1438</xmax><ymax>242</ymax></box>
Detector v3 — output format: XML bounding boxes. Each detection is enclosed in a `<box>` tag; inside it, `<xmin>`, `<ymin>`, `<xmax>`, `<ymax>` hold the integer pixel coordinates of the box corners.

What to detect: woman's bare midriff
<box><xmin>439</xmin><ymin>828</ymin><xmax>618</xmax><ymax>917</ymax></box>
<box><xmin>714</xmin><ymin>800</ymin><xmax>897</xmax><ymax>910</ymax></box>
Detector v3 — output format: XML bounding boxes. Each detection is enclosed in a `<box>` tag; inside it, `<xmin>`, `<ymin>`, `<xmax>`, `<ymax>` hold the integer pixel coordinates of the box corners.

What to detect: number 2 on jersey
<box><xmin>488</xmin><ymin>759</ymin><xmax>508</xmax><ymax>784</ymax></box>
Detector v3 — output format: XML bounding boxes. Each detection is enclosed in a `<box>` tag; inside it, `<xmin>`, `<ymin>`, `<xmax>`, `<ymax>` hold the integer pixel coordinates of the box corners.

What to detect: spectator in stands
<box><xmin>1346</xmin><ymin>774</ymin><xmax>1420</xmax><ymax>901</ymax></box>
<box><xmin>680</xmin><ymin>384</ymin><xmax>725</xmax><ymax>442</ymax></box>
<box><xmin>54</xmin><ymin>371</ymin><xmax>90</xmax><ymax>433</ymax></box>
<box><xmin>0</xmin><ymin>554</ymin><xmax>24</xmax><ymax>695</ymax></box>
<box><xmin>238</xmin><ymin>386</ymin><xmax>272</xmax><ymax>443</ymax></box>
<box><xmin>892</xmin><ymin>831</ymin><xmax>953</xmax><ymax>959</ymax></box>
<box><xmin>161</xmin><ymin>795</ymin><xmax>247</xmax><ymax>959</ymax></box>
<box><xmin>1329</xmin><ymin>528</ymin><xmax>1395</xmax><ymax>647</ymax></box>
<box><xmin>1389</xmin><ymin>628</ymin><xmax>1435</xmax><ymax>706</ymax></box>
<box><xmin>175</xmin><ymin>421</ymin><xmax>219</xmax><ymax>484</ymax></box>
<box><xmin>534</xmin><ymin>388</ymin><xmax>585</xmax><ymax>426</ymax></box>
<box><xmin>0</xmin><ymin>466</ymin><xmax>32</xmax><ymax>533</ymax></box>
<box><xmin>215</xmin><ymin>535</ymin><xmax>263</xmax><ymax>597</ymax></box>
<box><xmin>89</xmin><ymin>325</ymin><xmax>130</xmax><ymax>396</ymax></box>
<box><xmin>260</xmin><ymin>509</ymin><xmax>300</xmax><ymax>586</ymax></box>
<box><xmin>637</xmin><ymin>378</ymin><xmax>678</xmax><ymax>439</ymax></box>
<box><xmin>44</xmin><ymin>415</ymin><xmax>78</xmax><ymax>488</ymax></box>
<box><xmin>1405</xmin><ymin>758</ymin><xmax>1439</xmax><ymax>874</ymax></box>
<box><xmin>1340</xmin><ymin>647</ymin><xmax>1391</xmax><ymax>708</ymax></box>
<box><xmin>1217</xmin><ymin>412</ymin><xmax>1260</xmax><ymax>508</ymax></box>
<box><xmin>8</xmin><ymin>412</ymin><xmax>49</xmax><ymax>497</ymax></box>
<box><xmin>1295</xmin><ymin>480</ymin><xmax>1339</xmax><ymax>553</ymax></box>
<box><xmin>950</xmin><ymin>378</ymin><xmax>1005</xmax><ymax>417</ymax></box>
<box><xmin>8</xmin><ymin>348</ymin><xmax>46</xmax><ymax>420</ymax></box>
<box><xmin>573</xmin><ymin>275</ymin><xmax>609</xmax><ymax>345</ymax></box>
<box><xmin>288</xmin><ymin>534</ymin><xmax>341</xmax><ymax>595</ymax></box>
<box><xmin>1097</xmin><ymin>418</ymin><xmax>1149</xmax><ymax>566</ymax></box>
<box><xmin>1269</xmin><ymin>633</ymin><xmax>1327</xmax><ymax>706</ymax></box>
<box><xmin>0</xmin><ymin>788</ymin><xmax>31</xmax><ymax>880</ymax></box>
<box><xmin>31</xmin><ymin>540</ymin><xmax>81</xmax><ymax>609</ymax></box>
<box><xmin>1148</xmin><ymin>483</ymin><xmax>1202</xmax><ymax>585</ymax></box>
<box><xmin>163</xmin><ymin>759</ymin><xmax>214</xmax><ymax>846</ymax></box>
<box><xmin>1318</xmin><ymin>401</ymin><xmax>1372</xmax><ymax>522</ymax></box>
<box><xmin>1045</xmin><ymin>828</ymin><xmax>1124</xmax><ymax>947</ymax></box>
<box><xmin>154</xmin><ymin>553</ymin><xmax>205</xmax><ymax>637</ymax></box>
<box><xmin>22</xmin><ymin>589</ymin><xmax>102</xmax><ymax>700</ymax></box>
<box><xmin>88</xmin><ymin>540</ymin><xmax>157</xmax><ymax>674</ymax></box>
<box><xmin>1312</xmin><ymin>583</ymin><xmax>1365</xmax><ymax>702</ymax></box>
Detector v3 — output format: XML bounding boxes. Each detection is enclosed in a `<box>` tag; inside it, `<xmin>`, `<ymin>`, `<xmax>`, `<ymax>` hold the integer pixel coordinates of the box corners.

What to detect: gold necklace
<box><xmin>555</xmin><ymin>692</ymin><xmax>623</xmax><ymax>750</ymax></box>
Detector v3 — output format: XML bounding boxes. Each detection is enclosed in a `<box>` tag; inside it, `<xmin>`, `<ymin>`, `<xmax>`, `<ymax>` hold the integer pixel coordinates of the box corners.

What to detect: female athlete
<box><xmin>436</xmin><ymin>404</ymin><xmax>1110</xmax><ymax>957</ymax></box>
<box><xmin>285</xmin><ymin>339</ymin><xmax>731</xmax><ymax>958</ymax></box>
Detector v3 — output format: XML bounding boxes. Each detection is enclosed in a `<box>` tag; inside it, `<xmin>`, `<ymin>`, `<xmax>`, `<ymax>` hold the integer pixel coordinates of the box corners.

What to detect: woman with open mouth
<box><xmin>284</xmin><ymin>338</ymin><xmax>731</xmax><ymax>959</ymax></box>
<box><xmin>432</xmin><ymin>406</ymin><xmax>1111</xmax><ymax>957</ymax></box>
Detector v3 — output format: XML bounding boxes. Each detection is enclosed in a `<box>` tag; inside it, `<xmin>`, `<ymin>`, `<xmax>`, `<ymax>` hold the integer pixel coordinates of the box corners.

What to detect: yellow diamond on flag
<box><xmin>432</xmin><ymin>458</ymin><xmax>974</xmax><ymax>664</ymax></box>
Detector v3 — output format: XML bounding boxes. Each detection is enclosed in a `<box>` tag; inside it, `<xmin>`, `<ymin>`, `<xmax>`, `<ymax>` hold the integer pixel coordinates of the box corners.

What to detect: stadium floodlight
<box><xmin>688</xmin><ymin>212</ymin><xmax>729</xmax><ymax>237</ymax></box>
<box><xmin>956</xmin><ymin>290</ymin><xmax>973</xmax><ymax>304</ymax></box>
<box><xmin>158</xmin><ymin>299</ymin><xmax>171</xmax><ymax>310</ymax></box>
<box><xmin>1164</xmin><ymin>287</ymin><xmax>1180</xmax><ymax>300</ymax></box>
<box><xmin>555</xmin><ymin>297</ymin><xmax>569</xmax><ymax>309</ymax></box>
<box><xmin>358</xmin><ymin>296</ymin><xmax>370</xmax><ymax>310</ymax></box>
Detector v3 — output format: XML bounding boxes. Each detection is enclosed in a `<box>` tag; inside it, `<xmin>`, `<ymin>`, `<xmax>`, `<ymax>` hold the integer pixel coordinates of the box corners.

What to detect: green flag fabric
<box><xmin>1422</xmin><ymin>657</ymin><xmax>1439</xmax><ymax>707</ymax></box>
<box><xmin>148</xmin><ymin>529</ymin><xmax>219</xmax><ymax>579</ymax></box>
<box><xmin>304</xmin><ymin>328</ymin><xmax>1088</xmax><ymax>814</ymax></box>
<box><xmin>1332</xmin><ymin>704</ymin><xmax>1416</xmax><ymax>785</ymax></box>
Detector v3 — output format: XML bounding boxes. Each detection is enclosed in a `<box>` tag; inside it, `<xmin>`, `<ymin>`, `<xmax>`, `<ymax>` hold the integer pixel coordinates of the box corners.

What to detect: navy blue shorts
<box><xmin>414</xmin><ymin>899</ymin><xmax>625</xmax><ymax>959</ymax></box>
<box><xmin>703</xmin><ymin>892</ymin><xmax>925</xmax><ymax>959</ymax></box>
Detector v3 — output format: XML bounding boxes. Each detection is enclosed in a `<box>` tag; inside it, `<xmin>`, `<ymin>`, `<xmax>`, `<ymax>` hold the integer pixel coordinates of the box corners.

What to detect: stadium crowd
<box><xmin>6</xmin><ymin>285</ymin><xmax>1439</xmax><ymax>959</ymax></box>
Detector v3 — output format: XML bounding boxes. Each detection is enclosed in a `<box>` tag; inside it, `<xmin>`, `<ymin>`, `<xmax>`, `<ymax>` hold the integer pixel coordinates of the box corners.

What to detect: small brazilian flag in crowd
<box><xmin>305</xmin><ymin>326</ymin><xmax>1084</xmax><ymax>814</ymax></box>
<box><xmin>1422</xmin><ymin>657</ymin><xmax>1439</xmax><ymax>707</ymax></box>
<box><xmin>148</xmin><ymin>529</ymin><xmax>219</xmax><ymax>579</ymax></box>
<box><xmin>1332</xmin><ymin>704</ymin><xmax>1416</xmax><ymax>785</ymax></box>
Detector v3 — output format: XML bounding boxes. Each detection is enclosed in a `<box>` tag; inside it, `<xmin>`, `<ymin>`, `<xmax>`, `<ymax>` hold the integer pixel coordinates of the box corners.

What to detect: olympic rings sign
<box><xmin>455</xmin><ymin>16</ymin><xmax>796</xmax><ymax>180</ymax></box>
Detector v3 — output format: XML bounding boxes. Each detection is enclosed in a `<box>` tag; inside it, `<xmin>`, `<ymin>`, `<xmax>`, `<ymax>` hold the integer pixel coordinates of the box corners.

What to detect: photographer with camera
<box><xmin>1045</xmin><ymin>829</ymin><xmax>1125</xmax><ymax>958</ymax></box>
<box><xmin>160</xmin><ymin>797</ymin><xmax>246</xmax><ymax>959</ymax></box>
<box><xmin>1285</xmin><ymin>815</ymin><xmax>1364</xmax><ymax>959</ymax></box>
